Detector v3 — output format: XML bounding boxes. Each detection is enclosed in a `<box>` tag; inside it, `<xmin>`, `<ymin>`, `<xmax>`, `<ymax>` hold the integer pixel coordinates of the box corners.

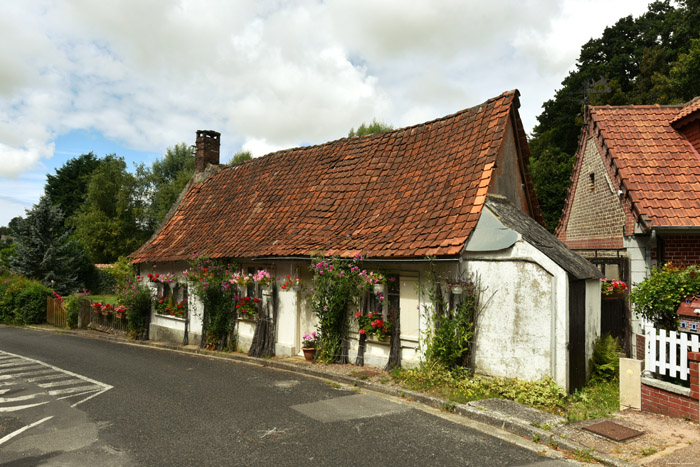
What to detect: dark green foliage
<box><xmin>138</xmin><ymin>143</ymin><xmax>195</xmax><ymax>230</ymax></box>
<box><xmin>589</xmin><ymin>335</ymin><xmax>622</xmax><ymax>383</ymax></box>
<box><xmin>310</xmin><ymin>255</ymin><xmax>368</xmax><ymax>363</ymax></box>
<box><xmin>629</xmin><ymin>263</ymin><xmax>700</xmax><ymax>329</ymax></box>
<box><xmin>9</xmin><ymin>195</ymin><xmax>86</xmax><ymax>294</ymax></box>
<box><xmin>423</xmin><ymin>267</ymin><xmax>479</xmax><ymax>369</ymax></box>
<box><xmin>45</xmin><ymin>153</ymin><xmax>102</xmax><ymax>222</ymax></box>
<box><xmin>529</xmin><ymin>0</ymin><xmax>700</xmax><ymax>231</ymax></box>
<box><xmin>229</xmin><ymin>150</ymin><xmax>252</xmax><ymax>164</ymax></box>
<box><xmin>0</xmin><ymin>274</ymin><xmax>50</xmax><ymax>325</ymax></box>
<box><xmin>71</xmin><ymin>155</ymin><xmax>149</xmax><ymax>263</ymax></box>
<box><xmin>348</xmin><ymin>119</ymin><xmax>393</xmax><ymax>137</ymax></box>
<box><xmin>119</xmin><ymin>277</ymin><xmax>152</xmax><ymax>339</ymax></box>
<box><xmin>186</xmin><ymin>256</ymin><xmax>239</xmax><ymax>350</ymax></box>
<box><xmin>63</xmin><ymin>293</ymin><xmax>89</xmax><ymax>329</ymax></box>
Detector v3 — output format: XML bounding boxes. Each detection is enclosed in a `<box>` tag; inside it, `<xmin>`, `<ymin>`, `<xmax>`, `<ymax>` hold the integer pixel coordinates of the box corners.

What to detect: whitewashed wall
<box><xmin>464</xmin><ymin>239</ymin><xmax>572</xmax><ymax>390</ymax></box>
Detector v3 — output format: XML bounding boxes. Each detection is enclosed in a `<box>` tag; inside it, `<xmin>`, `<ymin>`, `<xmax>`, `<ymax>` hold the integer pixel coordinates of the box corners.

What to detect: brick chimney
<box><xmin>195</xmin><ymin>130</ymin><xmax>221</xmax><ymax>172</ymax></box>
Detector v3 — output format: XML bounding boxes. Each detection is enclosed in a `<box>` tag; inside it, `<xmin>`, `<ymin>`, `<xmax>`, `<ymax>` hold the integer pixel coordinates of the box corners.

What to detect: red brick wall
<box><xmin>641</xmin><ymin>385</ymin><xmax>699</xmax><ymax>422</ymax></box>
<box><xmin>641</xmin><ymin>352</ymin><xmax>700</xmax><ymax>422</ymax></box>
<box><xmin>559</xmin><ymin>137</ymin><xmax>627</xmax><ymax>248</ymax></box>
<box><xmin>656</xmin><ymin>234</ymin><xmax>700</xmax><ymax>265</ymax></box>
<box><xmin>679</xmin><ymin>120</ymin><xmax>700</xmax><ymax>155</ymax></box>
<box><xmin>635</xmin><ymin>333</ymin><xmax>645</xmax><ymax>360</ymax></box>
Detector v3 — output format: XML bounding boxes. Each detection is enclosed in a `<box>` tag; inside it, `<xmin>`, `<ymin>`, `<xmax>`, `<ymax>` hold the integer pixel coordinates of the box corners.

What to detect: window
<box><xmin>680</xmin><ymin>321</ymin><xmax>687</xmax><ymax>328</ymax></box>
<box><xmin>692</xmin><ymin>323</ymin><xmax>698</xmax><ymax>331</ymax></box>
<box><xmin>368</xmin><ymin>274</ymin><xmax>399</xmax><ymax>320</ymax></box>
<box><xmin>589</xmin><ymin>172</ymin><xmax>595</xmax><ymax>191</ymax></box>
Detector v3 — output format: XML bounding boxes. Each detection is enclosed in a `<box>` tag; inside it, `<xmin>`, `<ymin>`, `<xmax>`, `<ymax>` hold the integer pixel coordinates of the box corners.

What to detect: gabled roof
<box><xmin>131</xmin><ymin>90</ymin><xmax>541</xmax><ymax>264</ymax></box>
<box><xmin>485</xmin><ymin>195</ymin><xmax>601</xmax><ymax>280</ymax></box>
<box><xmin>561</xmin><ymin>99</ymin><xmax>700</xmax><ymax>230</ymax></box>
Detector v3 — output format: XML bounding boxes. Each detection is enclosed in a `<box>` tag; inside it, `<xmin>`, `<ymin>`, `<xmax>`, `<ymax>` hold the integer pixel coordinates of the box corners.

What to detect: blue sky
<box><xmin>0</xmin><ymin>0</ymin><xmax>652</xmax><ymax>227</ymax></box>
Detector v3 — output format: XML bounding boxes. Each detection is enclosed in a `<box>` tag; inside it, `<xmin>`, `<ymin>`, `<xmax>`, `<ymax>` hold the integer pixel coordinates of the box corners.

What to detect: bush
<box><xmin>629</xmin><ymin>263</ymin><xmax>700</xmax><ymax>329</ymax></box>
<box><xmin>0</xmin><ymin>273</ymin><xmax>50</xmax><ymax>325</ymax></box>
<box><xmin>589</xmin><ymin>334</ymin><xmax>621</xmax><ymax>383</ymax></box>
<box><xmin>64</xmin><ymin>293</ymin><xmax>90</xmax><ymax>329</ymax></box>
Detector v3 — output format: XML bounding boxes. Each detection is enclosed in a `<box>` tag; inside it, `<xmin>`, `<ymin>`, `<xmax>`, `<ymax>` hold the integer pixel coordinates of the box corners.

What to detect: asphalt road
<box><xmin>0</xmin><ymin>325</ymin><xmax>572</xmax><ymax>466</ymax></box>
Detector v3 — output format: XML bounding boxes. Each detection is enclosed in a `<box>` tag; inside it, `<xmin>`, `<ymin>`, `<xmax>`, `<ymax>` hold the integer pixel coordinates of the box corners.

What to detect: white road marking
<box><xmin>0</xmin><ymin>394</ymin><xmax>38</xmax><ymax>403</ymax></box>
<box><xmin>0</xmin><ymin>369</ymin><xmax>55</xmax><ymax>380</ymax></box>
<box><xmin>0</xmin><ymin>401</ymin><xmax>50</xmax><ymax>412</ymax></box>
<box><xmin>0</xmin><ymin>350</ymin><xmax>113</xmax><ymax>407</ymax></box>
<box><xmin>0</xmin><ymin>416</ymin><xmax>53</xmax><ymax>446</ymax></box>
<box><xmin>38</xmin><ymin>379</ymin><xmax>84</xmax><ymax>388</ymax></box>
<box><xmin>25</xmin><ymin>373</ymin><xmax>72</xmax><ymax>383</ymax></box>
<box><xmin>48</xmin><ymin>385</ymin><xmax>101</xmax><ymax>396</ymax></box>
<box><xmin>0</xmin><ymin>364</ymin><xmax>45</xmax><ymax>372</ymax></box>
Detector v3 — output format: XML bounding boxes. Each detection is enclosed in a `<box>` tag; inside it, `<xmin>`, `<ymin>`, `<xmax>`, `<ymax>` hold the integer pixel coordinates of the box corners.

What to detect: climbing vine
<box><xmin>422</xmin><ymin>263</ymin><xmax>481</xmax><ymax>369</ymax></box>
<box><xmin>309</xmin><ymin>254</ymin><xmax>370</xmax><ymax>363</ymax></box>
<box><xmin>184</xmin><ymin>255</ymin><xmax>239</xmax><ymax>350</ymax></box>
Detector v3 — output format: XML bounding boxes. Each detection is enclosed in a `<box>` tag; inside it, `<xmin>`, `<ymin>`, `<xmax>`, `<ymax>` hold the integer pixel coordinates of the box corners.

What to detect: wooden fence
<box><xmin>644</xmin><ymin>325</ymin><xmax>700</xmax><ymax>380</ymax></box>
<box><xmin>46</xmin><ymin>295</ymin><xmax>66</xmax><ymax>328</ymax></box>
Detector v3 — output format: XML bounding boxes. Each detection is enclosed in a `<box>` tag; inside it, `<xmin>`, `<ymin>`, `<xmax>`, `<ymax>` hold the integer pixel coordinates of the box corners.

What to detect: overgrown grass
<box><xmin>390</xmin><ymin>362</ymin><xmax>619</xmax><ymax>421</ymax></box>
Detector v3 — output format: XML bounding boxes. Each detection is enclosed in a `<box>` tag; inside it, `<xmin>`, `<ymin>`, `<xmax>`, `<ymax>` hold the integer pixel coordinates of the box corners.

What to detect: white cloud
<box><xmin>0</xmin><ymin>0</ymin><xmax>654</xmax><ymax>181</ymax></box>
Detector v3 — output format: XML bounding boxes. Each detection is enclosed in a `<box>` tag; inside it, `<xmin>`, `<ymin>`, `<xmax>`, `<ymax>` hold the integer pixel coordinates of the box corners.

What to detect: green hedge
<box><xmin>0</xmin><ymin>274</ymin><xmax>51</xmax><ymax>325</ymax></box>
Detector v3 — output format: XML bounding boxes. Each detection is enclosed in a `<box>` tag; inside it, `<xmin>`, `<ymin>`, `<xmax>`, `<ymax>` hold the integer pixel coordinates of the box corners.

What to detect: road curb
<box><xmin>25</xmin><ymin>325</ymin><xmax>632</xmax><ymax>466</ymax></box>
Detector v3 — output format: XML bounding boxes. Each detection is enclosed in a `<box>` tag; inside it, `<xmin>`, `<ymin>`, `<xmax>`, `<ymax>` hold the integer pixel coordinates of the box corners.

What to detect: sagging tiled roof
<box><xmin>585</xmin><ymin>100</ymin><xmax>700</xmax><ymax>228</ymax></box>
<box><xmin>131</xmin><ymin>90</ymin><xmax>538</xmax><ymax>264</ymax></box>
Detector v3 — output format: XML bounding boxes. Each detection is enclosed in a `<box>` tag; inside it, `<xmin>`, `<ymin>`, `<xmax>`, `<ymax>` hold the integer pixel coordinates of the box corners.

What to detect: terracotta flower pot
<box><xmin>302</xmin><ymin>347</ymin><xmax>316</xmax><ymax>362</ymax></box>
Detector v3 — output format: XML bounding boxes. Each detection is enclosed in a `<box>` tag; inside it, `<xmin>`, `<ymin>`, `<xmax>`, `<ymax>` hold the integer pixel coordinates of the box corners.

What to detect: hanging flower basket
<box><xmin>601</xmin><ymin>278</ymin><xmax>627</xmax><ymax>299</ymax></box>
<box><xmin>451</xmin><ymin>285</ymin><xmax>464</xmax><ymax>295</ymax></box>
<box><xmin>373</xmin><ymin>283</ymin><xmax>386</xmax><ymax>295</ymax></box>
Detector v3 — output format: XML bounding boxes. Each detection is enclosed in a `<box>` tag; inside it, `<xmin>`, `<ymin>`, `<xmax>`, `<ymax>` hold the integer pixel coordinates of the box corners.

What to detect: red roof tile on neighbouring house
<box><xmin>130</xmin><ymin>90</ymin><xmax>540</xmax><ymax>264</ymax></box>
<box><xmin>584</xmin><ymin>101</ymin><xmax>700</xmax><ymax>227</ymax></box>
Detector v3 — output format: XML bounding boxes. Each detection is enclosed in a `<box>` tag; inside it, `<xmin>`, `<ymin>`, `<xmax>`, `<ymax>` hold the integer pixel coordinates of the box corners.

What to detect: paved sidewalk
<box><xmin>28</xmin><ymin>326</ymin><xmax>700</xmax><ymax>466</ymax></box>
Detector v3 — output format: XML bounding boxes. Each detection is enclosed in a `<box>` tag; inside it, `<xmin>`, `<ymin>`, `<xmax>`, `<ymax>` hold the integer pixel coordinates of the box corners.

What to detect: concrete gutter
<box><xmin>27</xmin><ymin>325</ymin><xmax>633</xmax><ymax>466</ymax></box>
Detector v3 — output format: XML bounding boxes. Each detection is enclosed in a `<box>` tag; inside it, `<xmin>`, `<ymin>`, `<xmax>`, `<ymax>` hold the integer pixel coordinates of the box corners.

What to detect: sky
<box><xmin>0</xmin><ymin>0</ymin><xmax>653</xmax><ymax>227</ymax></box>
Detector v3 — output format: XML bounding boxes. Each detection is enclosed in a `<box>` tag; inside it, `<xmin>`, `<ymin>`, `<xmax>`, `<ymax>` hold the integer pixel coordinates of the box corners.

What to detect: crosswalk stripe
<box><xmin>0</xmin><ymin>369</ymin><xmax>54</xmax><ymax>380</ymax></box>
<box><xmin>25</xmin><ymin>373</ymin><xmax>72</xmax><ymax>383</ymax></box>
<box><xmin>0</xmin><ymin>401</ymin><xmax>50</xmax><ymax>413</ymax></box>
<box><xmin>38</xmin><ymin>379</ymin><xmax>85</xmax><ymax>388</ymax></box>
<box><xmin>0</xmin><ymin>364</ymin><xmax>45</xmax><ymax>373</ymax></box>
<box><xmin>0</xmin><ymin>394</ymin><xmax>39</xmax><ymax>403</ymax></box>
<box><xmin>48</xmin><ymin>385</ymin><xmax>101</xmax><ymax>396</ymax></box>
<box><xmin>0</xmin><ymin>360</ymin><xmax>35</xmax><ymax>368</ymax></box>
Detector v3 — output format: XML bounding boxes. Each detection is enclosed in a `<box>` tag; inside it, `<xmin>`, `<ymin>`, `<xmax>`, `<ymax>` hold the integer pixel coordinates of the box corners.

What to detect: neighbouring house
<box><xmin>678</xmin><ymin>297</ymin><xmax>700</xmax><ymax>334</ymax></box>
<box><xmin>556</xmin><ymin>97</ymin><xmax>700</xmax><ymax>356</ymax></box>
<box><xmin>130</xmin><ymin>90</ymin><xmax>601</xmax><ymax>391</ymax></box>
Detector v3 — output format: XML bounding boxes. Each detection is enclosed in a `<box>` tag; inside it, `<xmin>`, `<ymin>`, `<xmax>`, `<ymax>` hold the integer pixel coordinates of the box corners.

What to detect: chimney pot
<box><xmin>195</xmin><ymin>130</ymin><xmax>221</xmax><ymax>172</ymax></box>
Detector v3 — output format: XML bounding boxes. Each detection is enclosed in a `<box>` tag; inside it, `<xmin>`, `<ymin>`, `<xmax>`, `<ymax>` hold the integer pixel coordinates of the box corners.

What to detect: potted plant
<box><xmin>253</xmin><ymin>269</ymin><xmax>272</xmax><ymax>291</ymax></box>
<box><xmin>279</xmin><ymin>274</ymin><xmax>303</xmax><ymax>292</ymax></box>
<box><xmin>601</xmin><ymin>278</ymin><xmax>628</xmax><ymax>299</ymax></box>
<box><xmin>301</xmin><ymin>332</ymin><xmax>318</xmax><ymax>361</ymax></box>
<box><xmin>92</xmin><ymin>302</ymin><xmax>102</xmax><ymax>314</ymax></box>
<box><xmin>235</xmin><ymin>296</ymin><xmax>260</xmax><ymax>318</ymax></box>
<box><xmin>114</xmin><ymin>305</ymin><xmax>126</xmax><ymax>319</ymax></box>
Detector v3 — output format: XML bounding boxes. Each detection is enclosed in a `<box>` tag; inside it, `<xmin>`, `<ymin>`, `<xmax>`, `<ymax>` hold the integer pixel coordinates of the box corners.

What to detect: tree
<box><xmin>348</xmin><ymin>119</ymin><xmax>393</xmax><ymax>137</ymax></box>
<box><xmin>229</xmin><ymin>150</ymin><xmax>252</xmax><ymax>164</ymax></box>
<box><xmin>528</xmin><ymin>0</ymin><xmax>700</xmax><ymax>231</ymax></box>
<box><xmin>139</xmin><ymin>143</ymin><xmax>195</xmax><ymax>229</ymax></box>
<box><xmin>45</xmin><ymin>153</ymin><xmax>102</xmax><ymax>222</ymax></box>
<box><xmin>9</xmin><ymin>196</ymin><xmax>85</xmax><ymax>294</ymax></box>
<box><xmin>71</xmin><ymin>155</ymin><xmax>149</xmax><ymax>263</ymax></box>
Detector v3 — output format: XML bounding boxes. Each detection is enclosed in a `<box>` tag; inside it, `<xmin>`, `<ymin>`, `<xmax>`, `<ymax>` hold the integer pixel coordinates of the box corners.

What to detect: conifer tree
<box><xmin>10</xmin><ymin>196</ymin><xmax>85</xmax><ymax>294</ymax></box>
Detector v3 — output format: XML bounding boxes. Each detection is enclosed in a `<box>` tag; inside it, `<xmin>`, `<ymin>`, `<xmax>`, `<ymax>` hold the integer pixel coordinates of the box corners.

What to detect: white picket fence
<box><xmin>644</xmin><ymin>325</ymin><xmax>700</xmax><ymax>381</ymax></box>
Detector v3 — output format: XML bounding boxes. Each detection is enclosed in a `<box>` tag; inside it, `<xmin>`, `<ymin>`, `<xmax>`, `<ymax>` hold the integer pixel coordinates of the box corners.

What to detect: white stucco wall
<box><xmin>625</xmin><ymin>235</ymin><xmax>655</xmax><ymax>338</ymax></box>
<box><xmin>464</xmin><ymin>239</ymin><xmax>571</xmax><ymax>389</ymax></box>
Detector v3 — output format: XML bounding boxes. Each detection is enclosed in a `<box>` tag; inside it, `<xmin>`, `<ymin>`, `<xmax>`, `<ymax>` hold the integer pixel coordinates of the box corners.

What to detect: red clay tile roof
<box><xmin>671</xmin><ymin>96</ymin><xmax>700</xmax><ymax>127</ymax></box>
<box><xmin>131</xmin><ymin>90</ymin><xmax>538</xmax><ymax>264</ymax></box>
<box><xmin>586</xmin><ymin>102</ymin><xmax>700</xmax><ymax>227</ymax></box>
